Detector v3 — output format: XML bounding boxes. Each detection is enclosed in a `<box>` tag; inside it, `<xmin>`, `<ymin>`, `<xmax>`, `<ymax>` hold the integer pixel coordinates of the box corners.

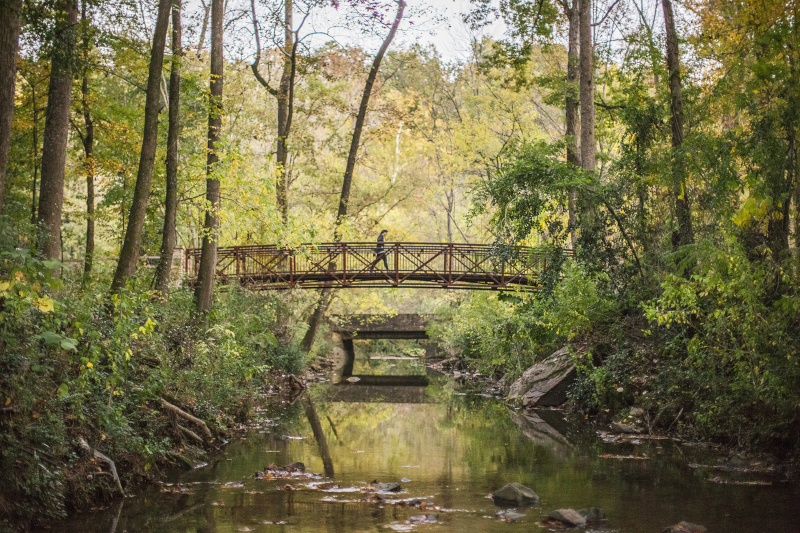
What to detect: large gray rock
<box><xmin>548</xmin><ymin>509</ymin><xmax>586</xmax><ymax>527</ymax></box>
<box><xmin>508</xmin><ymin>347</ymin><xmax>576</xmax><ymax>407</ymax></box>
<box><xmin>492</xmin><ymin>482</ymin><xmax>539</xmax><ymax>506</ymax></box>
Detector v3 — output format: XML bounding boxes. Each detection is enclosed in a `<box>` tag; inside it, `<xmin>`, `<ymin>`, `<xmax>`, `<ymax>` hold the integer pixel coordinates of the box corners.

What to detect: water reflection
<box><xmin>57</xmin><ymin>375</ymin><xmax>800</xmax><ymax>533</ymax></box>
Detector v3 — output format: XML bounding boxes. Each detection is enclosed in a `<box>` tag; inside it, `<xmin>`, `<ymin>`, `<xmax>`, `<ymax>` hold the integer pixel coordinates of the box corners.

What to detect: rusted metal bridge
<box><xmin>185</xmin><ymin>242</ymin><xmax>574</xmax><ymax>291</ymax></box>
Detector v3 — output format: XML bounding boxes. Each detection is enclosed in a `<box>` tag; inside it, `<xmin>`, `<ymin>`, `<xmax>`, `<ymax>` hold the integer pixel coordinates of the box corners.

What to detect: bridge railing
<box><xmin>185</xmin><ymin>242</ymin><xmax>574</xmax><ymax>290</ymax></box>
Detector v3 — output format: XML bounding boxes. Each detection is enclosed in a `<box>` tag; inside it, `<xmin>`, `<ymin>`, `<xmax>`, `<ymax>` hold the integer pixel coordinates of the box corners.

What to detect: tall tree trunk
<box><xmin>301</xmin><ymin>0</ymin><xmax>405</xmax><ymax>353</ymax></box>
<box><xmin>154</xmin><ymin>0</ymin><xmax>182</xmax><ymax>296</ymax></box>
<box><xmin>109</xmin><ymin>0</ymin><xmax>172</xmax><ymax>293</ymax></box>
<box><xmin>250</xmin><ymin>0</ymin><xmax>296</xmax><ymax>222</ymax></box>
<box><xmin>194</xmin><ymin>0</ymin><xmax>223</xmax><ymax>315</ymax></box>
<box><xmin>80</xmin><ymin>0</ymin><xmax>95</xmax><ymax>278</ymax></box>
<box><xmin>335</xmin><ymin>0</ymin><xmax>405</xmax><ymax>235</ymax></box>
<box><xmin>30</xmin><ymin>82</ymin><xmax>39</xmax><ymax>225</ymax></box>
<box><xmin>565</xmin><ymin>0</ymin><xmax>580</xmax><ymax>247</ymax></box>
<box><xmin>37</xmin><ymin>0</ymin><xmax>78</xmax><ymax>260</ymax></box>
<box><xmin>0</xmin><ymin>0</ymin><xmax>23</xmax><ymax>214</ymax></box>
<box><xmin>661</xmin><ymin>0</ymin><xmax>693</xmax><ymax>248</ymax></box>
<box><xmin>578</xmin><ymin>0</ymin><xmax>594</xmax><ymax>177</ymax></box>
<box><xmin>275</xmin><ymin>0</ymin><xmax>292</xmax><ymax>221</ymax></box>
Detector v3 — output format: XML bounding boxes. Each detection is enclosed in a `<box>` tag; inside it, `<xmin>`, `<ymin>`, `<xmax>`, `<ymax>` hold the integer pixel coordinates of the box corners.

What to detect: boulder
<box><xmin>578</xmin><ymin>507</ymin><xmax>605</xmax><ymax>522</ymax></box>
<box><xmin>629</xmin><ymin>407</ymin><xmax>645</xmax><ymax>417</ymax></box>
<box><xmin>548</xmin><ymin>509</ymin><xmax>586</xmax><ymax>527</ymax></box>
<box><xmin>662</xmin><ymin>522</ymin><xmax>707</xmax><ymax>533</ymax></box>
<box><xmin>492</xmin><ymin>482</ymin><xmax>539</xmax><ymax>506</ymax></box>
<box><xmin>508</xmin><ymin>348</ymin><xmax>576</xmax><ymax>407</ymax></box>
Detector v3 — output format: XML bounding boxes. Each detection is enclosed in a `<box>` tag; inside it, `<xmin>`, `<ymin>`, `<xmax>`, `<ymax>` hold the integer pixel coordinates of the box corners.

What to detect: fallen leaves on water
<box><xmin>600</xmin><ymin>454</ymin><xmax>648</xmax><ymax>460</ymax></box>
<box><xmin>255</xmin><ymin>462</ymin><xmax>321</xmax><ymax>481</ymax></box>
<box><xmin>223</xmin><ymin>482</ymin><xmax>245</xmax><ymax>489</ymax></box>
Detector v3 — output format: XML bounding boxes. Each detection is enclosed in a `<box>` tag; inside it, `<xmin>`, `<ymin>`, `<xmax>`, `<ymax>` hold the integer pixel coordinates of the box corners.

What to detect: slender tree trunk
<box><xmin>109</xmin><ymin>0</ymin><xmax>172</xmax><ymax>293</ymax></box>
<box><xmin>275</xmin><ymin>0</ymin><xmax>292</xmax><ymax>221</ymax></box>
<box><xmin>80</xmin><ymin>0</ymin><xmax>94</xmax><ymax>278</ymax></box>
<box><xmin>196</xmin><ymin>0</ymin><xmax>209</xmax><ymax>58</ymax></box>
<box><xmin>0</xmin><ymin>0</ymin><xmax>23</xmax><ymax>214</ymax></box>
<box><xmin>30</xmin><ymin>83</ymin><xmax>39</xmax><ymax>225</ymax></box>
<box><xmin>194</xmin><ymin>0</ymin><xmax>223</xmax><ymax>315</ymax></box>
<box><xmin>565</xmin><ymin>0</ymin><xmax>580</xmax><ymax>247</ymax></box>
<box><xmin>251</xmin><ymin>0</ymin><xmax>295</xmax><ymax>222</ymax></box>
<box><xmin>301</xmin><ymin>0</ymin><xmax>405</xmax><ymax>353</ymax></box>
<box><xmin>578</xmin><ymin>0</ymin><xmax>594</xmax><ymax>177</ymax></box>
<box><xmin>37</xmin><ymin>0</ymin><xmax>78</xmax><ymax>260</ymax></box>
<box><xmin>154</xmin><ymin>0</ymin><xmax>182</xmax><ymax>295</ymax></box>
<box><xmin>661</xmin><ymin>0</ymin><xmax>693</xmax><ymax>248</ymax></box>
<box><xmin>335</xmin><ymin>0</ymin><xmax>406</xmax><ymax>236</ymax></box>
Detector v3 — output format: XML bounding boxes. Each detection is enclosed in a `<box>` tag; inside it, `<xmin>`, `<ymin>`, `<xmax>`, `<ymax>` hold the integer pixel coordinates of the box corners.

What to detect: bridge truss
<box><xmin>185</xmin><ymin>242</ymin><xmax>574</xmax><ymax>291</ymax></box>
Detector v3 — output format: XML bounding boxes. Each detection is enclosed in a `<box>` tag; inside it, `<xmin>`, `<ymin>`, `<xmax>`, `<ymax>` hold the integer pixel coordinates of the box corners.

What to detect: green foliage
<box><xmin>0</xmin><ymin>245</ymin><xmax>306</xmax><ymax>530</ymax></box>
<box><xmin>642</xmin><ymin>238</ymin><xmax>800</xmax><ymax>444</ymax></box>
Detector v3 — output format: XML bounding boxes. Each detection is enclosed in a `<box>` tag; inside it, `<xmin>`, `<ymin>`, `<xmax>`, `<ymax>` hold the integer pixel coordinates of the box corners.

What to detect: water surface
<box><xmin>58</xmin><ymin>373</ymin><xmax>800</xmax><ymax>532</ymax></box>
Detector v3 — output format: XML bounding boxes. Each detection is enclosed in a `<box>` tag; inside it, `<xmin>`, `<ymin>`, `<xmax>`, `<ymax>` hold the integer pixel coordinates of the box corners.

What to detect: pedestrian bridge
<box><xmin>185</xmin><ymin>242</ymin><xmax>573</xmax><ymax>291</ymax></box>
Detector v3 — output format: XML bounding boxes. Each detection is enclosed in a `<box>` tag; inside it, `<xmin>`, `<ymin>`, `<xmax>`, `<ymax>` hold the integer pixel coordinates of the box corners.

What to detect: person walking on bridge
<box><xmin>372</xmin><ymin>229</ymin><xmax>390</xmax><ymax>272</ymax></box>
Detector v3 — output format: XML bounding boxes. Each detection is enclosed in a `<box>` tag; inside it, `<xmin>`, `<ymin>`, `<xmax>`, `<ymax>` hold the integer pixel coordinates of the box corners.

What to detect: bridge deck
<box><xmin>185</xmin><ymin>242</ymin><xmax>573</xmax><ymax>290</ymax></box>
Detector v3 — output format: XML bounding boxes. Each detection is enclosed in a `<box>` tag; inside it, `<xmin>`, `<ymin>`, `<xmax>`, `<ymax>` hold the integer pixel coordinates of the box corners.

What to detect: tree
<box><xmin>250</xmin><ymin>0</ymin><xmax>306</xmax><ymax>222</ymax></box>
<box><xmin>0</xmin><ymin>0</ymin><xmax>23</xmax><ymax>213</ymax></box>
<box><xmin>661</xmin><ymin>0</ymin><xmax>692</xmax><ymax>249</ymax></box>
<box><xmin>72</xmin><ymin>0</ymin><xmax>95</xmax><ymax>277</ymax></box>
<box><xmin>578</xmin><ymin>0</ymin><xmax>594</xmax><ymax>177</ymax></box>
<box><xmin>37</xmin><ymin>0</ymin><xmax>78</xmax><ymax>260</ymax></box>
<box><xmin>109</xmin><ymin>0</ymin><xmax>172</xmax><ymax>292</ymax></box>
<box><xmin>562</xmin><ymin>0</ymin><xmax>580</xmax><ymax>246</ymax></box>
<box><xmin>194</xmin><ymin>0</ymin><xmax>224</xmax><ymax>315</ymax></box>
<box><xmin>300</xmin><ymin>0</ymin><xmax>406</xmax><ymax>352</ymax></box>
<box><xmin>154</xmin><ymin>0</ymin><xmax>183</xmax><ymax>295</ymax></box>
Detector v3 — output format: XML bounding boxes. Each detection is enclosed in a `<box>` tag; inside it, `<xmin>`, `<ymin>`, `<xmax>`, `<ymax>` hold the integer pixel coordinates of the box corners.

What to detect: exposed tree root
<box><xmin>178</xmin><ymin>424</ymin><xmax>204</xmax><ymax>444</ymax></box>
<box><xmin>79</xmin><ymin>437</ymin><xmax>125</xmax><ymax>496</ymax></box>
<box><xmin>159</xmin><ymin>398</ymin><xmax>214</xmax><ymax>440</ymax></box>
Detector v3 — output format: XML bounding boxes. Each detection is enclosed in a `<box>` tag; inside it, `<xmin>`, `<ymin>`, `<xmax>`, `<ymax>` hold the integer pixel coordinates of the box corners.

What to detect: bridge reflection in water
<box><xmin>185</xmin><ymin>242</ymin><xmax>574</xmax><ymax>290</ymax></box>
<box><xmin>329</xmin><ymin>314</ymin><xmax>434</xmax><ymax>403</ymax></box>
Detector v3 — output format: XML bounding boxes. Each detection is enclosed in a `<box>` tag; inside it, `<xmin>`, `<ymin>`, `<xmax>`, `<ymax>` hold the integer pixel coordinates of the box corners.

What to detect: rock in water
<box><xmin>578</xmin><ymin>507</ymin><xmax>605</xmax><ymax>522</ymax></box>
<box><xmin>507</xmin><ymin>347</ymin><xmax>576</xmax><ymax>407</ymax></box>
<box><xmin>371</xmin><ymin>481</ymin><xmax>401</xmax><ymax>492</ymax></box>
<box><xmin>548</xmin><ymin>509</ymin><xmax>587</xmax><ymax>527</ymax></box>
<box><xmin>407</xmin><ymin>514</ymin><xmax>437</xmax><ymax>524</ymax></box>
<box><xmin>495</xmin><ymin>510</ymin><xmax>526</xmax><ymax>522</ymax></box>
<box><xmin>662</xmin><ymin>522</ymin><xmax>707</xmax><ymax>533</ymax></box>
<box><xmin>492</xmin><ymin>482</ymin><xmax>539</xmax><ymax>506</ymax></box>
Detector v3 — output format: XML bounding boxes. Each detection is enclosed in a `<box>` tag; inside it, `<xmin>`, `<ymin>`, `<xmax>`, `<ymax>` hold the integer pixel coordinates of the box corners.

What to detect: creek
<box><xmin>57</xmin><ymin>343</ymin><xmax>800</xmax><ymax>533</ymax></box>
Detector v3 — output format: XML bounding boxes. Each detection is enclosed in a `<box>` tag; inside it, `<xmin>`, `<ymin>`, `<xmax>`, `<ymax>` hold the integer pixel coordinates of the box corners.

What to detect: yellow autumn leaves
<box><xmin>0</xmin><ymin>271</ymin><xmax>55</xmax><ymax>313</ymax></box>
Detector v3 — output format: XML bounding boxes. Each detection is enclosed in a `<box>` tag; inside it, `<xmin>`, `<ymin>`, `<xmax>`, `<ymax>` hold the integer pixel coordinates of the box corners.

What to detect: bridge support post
<box><xmin>341</xmin><ymin>337</ymin><xmax>355</xmax><ymax>377</ymax></box>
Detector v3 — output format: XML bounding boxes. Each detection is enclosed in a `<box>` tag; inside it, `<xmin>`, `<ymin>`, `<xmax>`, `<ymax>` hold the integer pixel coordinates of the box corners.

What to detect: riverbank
<box><xmin>0</xmin><ymin>257</ymin><xmax>320</xmax><ymax>533</ymax></box>
<box><xmin>427</xmin><ymin>352</ymin><xmax>800</xmax><ymax>481</ymax></box>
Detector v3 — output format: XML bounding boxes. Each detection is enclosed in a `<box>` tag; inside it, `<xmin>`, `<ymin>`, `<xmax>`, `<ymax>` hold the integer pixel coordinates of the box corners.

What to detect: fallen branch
<box><xmin>79</xmin><ymin>437</ymin><xmax>125</xmax><ymax>496</ymax></box>
<box><xmin>178</xmin><ymin>424</ymin><xmax>204</xmax><ymax>444</ymax></box>
<box><xmin>160</xmin><ymin>398</ymin><xmax>214</xmax><ymax>440</ymax></box>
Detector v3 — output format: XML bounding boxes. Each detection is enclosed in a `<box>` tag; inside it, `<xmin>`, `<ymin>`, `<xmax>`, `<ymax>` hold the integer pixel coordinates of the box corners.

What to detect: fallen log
<box><xmin>79</xmin><ymin>437</ymin><xmax>125</xmax><ymax>496</ymax></box>
<box><xmin>160</xmin><ymin>398</ymin><xmax>213</xmax><ymax>440</ymax></box>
